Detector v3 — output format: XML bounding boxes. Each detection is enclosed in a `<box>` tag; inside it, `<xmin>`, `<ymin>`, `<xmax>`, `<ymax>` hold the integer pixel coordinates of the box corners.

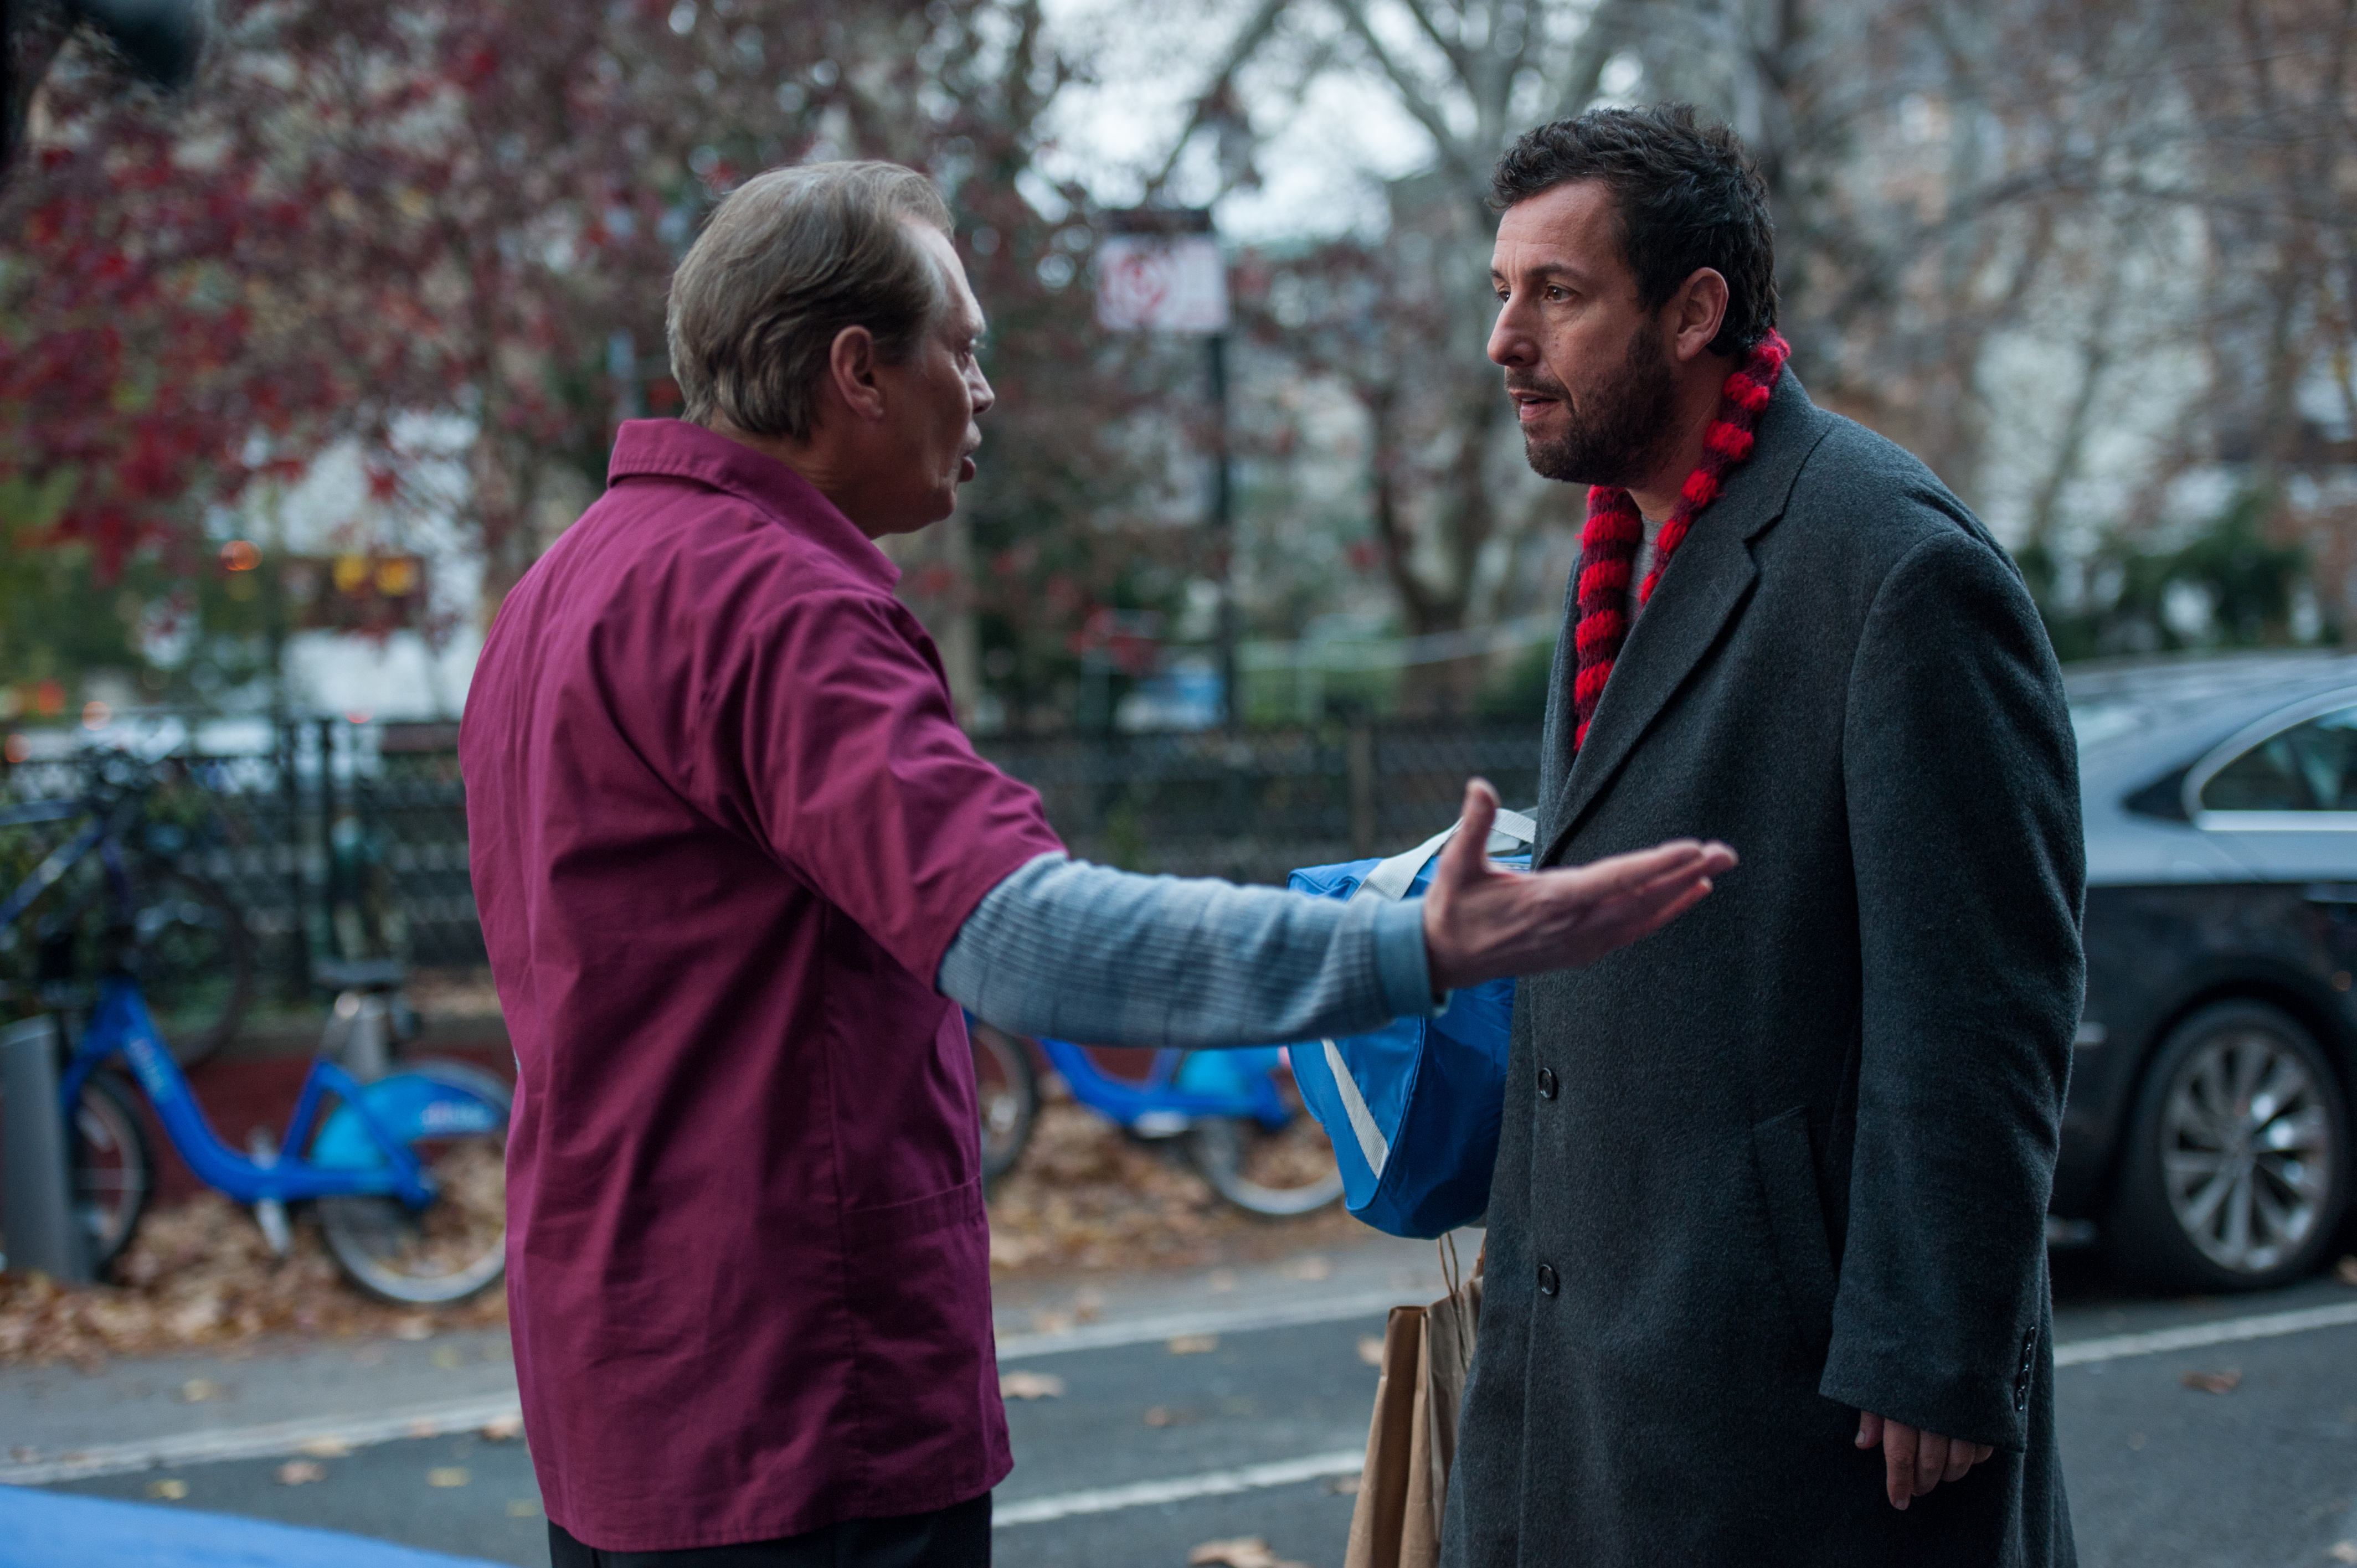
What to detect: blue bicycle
<box><xmin>968</xmin><ymin>1020</ymin><xmax>1343</xmax><ymax>1217</ymax></box>
<box><xmin>0</xmin><ymin>754</ymin><xmax>512</xmax><ymax>1302</ymax></box>
<box><xmin>23</xmin><ymin>961</ymin><xmax>513</xmax><ymax>1303</ymax></box>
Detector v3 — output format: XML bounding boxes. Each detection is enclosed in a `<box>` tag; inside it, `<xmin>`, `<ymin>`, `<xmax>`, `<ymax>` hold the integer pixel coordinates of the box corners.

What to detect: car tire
<box><xmin>2109</xmin><ymin>999</ymin><xmax>2352</xmax><ymax>1292</ymax></box>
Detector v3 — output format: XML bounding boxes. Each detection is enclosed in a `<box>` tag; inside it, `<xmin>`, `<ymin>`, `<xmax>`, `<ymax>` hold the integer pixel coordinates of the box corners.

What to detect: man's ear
<box><xmin>1669</xmin><ymin>268</ymin><xmax>1730</xmax><ymax>363</ymax></box>
<box><xmin>825</xmin><ymin>325</ymin><xmax>886</xmax><ymax>423</ymax></box>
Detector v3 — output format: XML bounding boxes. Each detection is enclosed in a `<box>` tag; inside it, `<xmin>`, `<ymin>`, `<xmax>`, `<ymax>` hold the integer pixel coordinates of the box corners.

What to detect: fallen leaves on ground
<box><xmin>0</xmin><ymin>1192</ymin><xmax>505</xmax><ymax>1367</ymax></box>
<box><xmin>1</xmin><ymin>1067</ymin><xmax>1354</xmax><ymax>1366</ymax></box>
<box><xmin>1143</xmin><ymin>1405</ymin><xmax>1183</xmax><ymax>1427</ymax></box>
<box><xmin>999</xmin><ymin>1371</ymin><xmax>1066</xmax><ymax>1400</ymax></box>
<box><xmin>426</xmin><ymin>1467</ymin><xmax>470</xmax><ymax>1488</ymax></box>
<box><xmin>1188</xmin><ymin>1538</ymin><xmax>1309</xmax><ymax>1568</ymax></box>
<box><xmin>2337</xmin><ymin>1255</ymin><xmax>2357</xmax><ymax>1288</ymax></box>
<box><xmin>1166</xmin><ymin>1333</ymin><xmax>1219</xmax><ymax>1355</ymax></box>
<box><xmin>275</xmin><ymin>1460</ymin><xmax>326</xmax><ymax>1486</ymax></box>
<box><xmin>1357</xmin><ymin>1335</ymin><xmax>1386</xmax><ymax>1367</ymax></box>
<box><xmin>985</xmin><ymin>1099</ymin><xmax>1359</xmax><ymax>1277</ymax></box>
<box><xmin>2180</xmin><ymin>1369</ymin><xmax>2241</xmax><ymax>1394</ymax></box>
<box><xmin>1325</xmin><ymin>1473</ymin><xmax>1361</xmax><ymax>1495</ymax></box>
<box><xmin>146</xmin><ymin>1479</ymin><xmax>187</xmax><ymax>1500</ymax></box>
<box><xmin>481</xmin><ymin>1413</ymin><xmax>525</xmax><ymax>1441</ymax></box>
<box><xmin>2329</xmin><ymin>1540</ymin><xmax>2357</xmax><ymax>1565</ymax></box>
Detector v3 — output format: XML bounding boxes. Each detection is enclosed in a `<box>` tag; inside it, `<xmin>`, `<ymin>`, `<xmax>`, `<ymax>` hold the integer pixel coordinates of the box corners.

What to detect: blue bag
<box><xmin>1286</xmin><ymin>809</ymin><xmax>1535</xmax><ymax>1238</ymax></box>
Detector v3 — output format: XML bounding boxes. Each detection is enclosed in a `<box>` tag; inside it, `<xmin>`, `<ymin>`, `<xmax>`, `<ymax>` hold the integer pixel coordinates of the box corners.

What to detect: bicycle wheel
<box><xmin>1182</xmin><ymin>1051</ymin><xmax>1345</xmax><ymax>1218</ymax></box>
<box><xmin>131</xmin><ymin>868</ymin><xmax>254</xmax><ymax>1069</ymax></box>
<box><xmin>71</xmin><ymin>1071</ymin><xmax>152</xmax><ymax>1272</ymax></box>
<box><xmin>0</xmin><ymin>1067</ymin><xmax>151</xmax><ymax>1276</ymax></box>
<box><xmin>970</xmin><ymin>1022</ymin><xmax>1038</xmax><ymax>1188</ymax></box>
<box><xmin>315</xmin><ymin>1059</ymin><xmax>510</xmax><ymax>1306</ymax></box>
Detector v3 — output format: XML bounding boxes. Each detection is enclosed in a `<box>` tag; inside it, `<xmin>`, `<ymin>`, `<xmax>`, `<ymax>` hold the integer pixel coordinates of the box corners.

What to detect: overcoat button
<box><xmin>1536</xmin><ymin>1067</ymin><xmax>1558</xmax><ymax>1100</ymax></box>
<box><xmin>1536</xmin><ymin>1263</ymin><xmax>1559</xmax><ymax>1297</ymax></box>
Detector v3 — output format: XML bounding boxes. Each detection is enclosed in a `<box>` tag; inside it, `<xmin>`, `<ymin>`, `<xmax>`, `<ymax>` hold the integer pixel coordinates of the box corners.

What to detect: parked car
<box><xmin>2057</xmin><ymin>652</ymin><xmax>2357</xmax><ymax>1290</ymax></box>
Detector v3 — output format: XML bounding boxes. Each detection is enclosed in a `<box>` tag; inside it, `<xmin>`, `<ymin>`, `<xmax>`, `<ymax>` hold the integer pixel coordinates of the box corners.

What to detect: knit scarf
<box><xmin>1569</xmin><ymin>329</ymin><xmax>1790</xmax><ymax>750</ymax></box>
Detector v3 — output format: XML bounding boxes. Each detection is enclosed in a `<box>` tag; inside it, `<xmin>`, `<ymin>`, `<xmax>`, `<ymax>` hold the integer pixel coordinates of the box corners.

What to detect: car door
<box><xmin>2189</xmin><ymin>692</ymin><xmax>2357</xmax><ymax>987</ymax></box>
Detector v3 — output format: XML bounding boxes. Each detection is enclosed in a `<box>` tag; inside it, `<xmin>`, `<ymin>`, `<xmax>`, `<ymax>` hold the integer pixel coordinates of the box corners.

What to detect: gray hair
<box><xmin>666</xmin><ymin>161</ymin><xmax>954</xmax><ymax>441</ymax></box>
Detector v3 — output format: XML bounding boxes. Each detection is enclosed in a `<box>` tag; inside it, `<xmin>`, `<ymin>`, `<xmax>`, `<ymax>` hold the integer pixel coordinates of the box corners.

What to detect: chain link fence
<box><xmin>2</xmin><ymin>719</ymin><xmax>1548</xmax><ymax>988</ymax></box>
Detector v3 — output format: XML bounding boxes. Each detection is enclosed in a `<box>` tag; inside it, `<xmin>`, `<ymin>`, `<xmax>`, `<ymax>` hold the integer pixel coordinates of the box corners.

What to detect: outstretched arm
<box><xmin>938</xmin><ymin>778</ymin><xmax>1733</xmax><ymax>1050</ymax></box>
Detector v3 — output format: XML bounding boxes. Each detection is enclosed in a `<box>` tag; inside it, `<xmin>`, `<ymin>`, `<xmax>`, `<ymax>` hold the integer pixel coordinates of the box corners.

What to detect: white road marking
<box><xmin>0</xmin><ymin>1395</ymin><xmax>523</xmax><ymax>1486</ymax></box>
<box><xmin>2051</xmin><ymin>1299</ymin><xmax>2357</xmax><ymax>1367</ymax></box>
<box><xmin>994</xmin><ymin>1450</ymin><xmax>1366</xmax><ymax>1526</ymax></box>
<box><xmin>996</xmin><ymin>1288</ymin><xmax>1407</xmax><ymax>1361</ymax></box>
<box><xmin>11</xmin><ymin>1296</ymin><xmax>2352</xmax><ymax>1495</ymax></box>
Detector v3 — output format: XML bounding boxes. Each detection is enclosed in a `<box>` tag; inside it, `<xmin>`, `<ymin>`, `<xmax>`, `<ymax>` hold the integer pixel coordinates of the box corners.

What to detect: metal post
<box><xmin>1348</xmin><ymin>720</ymin><xmax>1377</xmax><ymax>858</ymax></box>
<box><xmin>317</xmin><ymin>718</ymin><xmax>339</xmax><ymax>964</ymax></box>
<box><xmin>2</xmin><ymin>1016</ymin><xmax>91</xmax><ymax>1284</ymax></box>
<box><xmin>1207</xmin><ymin>332</ymin><xmax>1239</xmax><ymax>733</ymax></box>
<box><xmin>279</xmin><ymin>716</ymin><xmax>311</xmax><ymax>999</ymax></box>
<box><xmin>608</xmin><ymin>329</ymin><xmax>646</xmax><ymax>432</ymax></box>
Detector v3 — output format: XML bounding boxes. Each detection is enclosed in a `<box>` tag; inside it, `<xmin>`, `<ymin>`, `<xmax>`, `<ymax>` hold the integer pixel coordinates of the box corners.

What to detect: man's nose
<box><xmin>969</xmin><ymin>364</ymin><xmax>995</xmax><ymax>418</ymax></box>
<box><xmin>1488</xmin><ymin>302</ymin><xmax>1533</xmax><ymax>368</ymax></box>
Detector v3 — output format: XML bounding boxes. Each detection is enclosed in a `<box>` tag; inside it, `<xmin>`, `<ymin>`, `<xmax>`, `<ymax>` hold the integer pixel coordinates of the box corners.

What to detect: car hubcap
<box><xmin>2162</xmin><ymin>1027</ymin><xmax>2334</xmax><ymax>1274</ymax></box>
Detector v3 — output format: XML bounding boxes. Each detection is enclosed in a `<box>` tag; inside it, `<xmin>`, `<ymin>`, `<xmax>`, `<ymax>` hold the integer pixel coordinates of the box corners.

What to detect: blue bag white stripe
<box><xmin>1288</xmin><ymin>809</ymin><xmax>1534</xmax><ymax>1238</ymax></box>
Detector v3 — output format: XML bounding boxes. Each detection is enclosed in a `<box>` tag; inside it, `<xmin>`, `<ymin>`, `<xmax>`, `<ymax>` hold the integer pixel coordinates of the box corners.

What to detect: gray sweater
<box><xmin>936</xmin><ymin>853</ymin><xmax>1442</xmax><ymax>1048</ymax></box>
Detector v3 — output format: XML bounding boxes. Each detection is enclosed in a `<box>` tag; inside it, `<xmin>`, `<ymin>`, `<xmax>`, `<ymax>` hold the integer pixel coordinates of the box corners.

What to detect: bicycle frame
<box><xmin>0</xmin><ymin>799</ymin><xmax>112</xmax><ymax>931</ymax></box>
<box><xmin>59</xmin><ymin>976</ymin><xmax>437</xmax><ymax>1208</ymax></box>
<box><xmin>1036</xmin><ymin>1038</ymin><xmax>1296</xmax><ymax>1131</ymax></box>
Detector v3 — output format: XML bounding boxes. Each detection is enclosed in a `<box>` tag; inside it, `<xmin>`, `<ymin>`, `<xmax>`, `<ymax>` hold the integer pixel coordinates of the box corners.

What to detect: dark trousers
<box><xmin>547</xmin><ymin>1493</ymin><xmax>991</xmax><ymax>1568</ymax></box>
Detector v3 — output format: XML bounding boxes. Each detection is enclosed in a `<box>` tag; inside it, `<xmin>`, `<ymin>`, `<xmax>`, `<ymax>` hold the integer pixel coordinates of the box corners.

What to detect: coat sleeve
<box><xmin>1819</xmin><ymin>525</ymin><xmax>2085</xmax><ymax>1452</ymax></box>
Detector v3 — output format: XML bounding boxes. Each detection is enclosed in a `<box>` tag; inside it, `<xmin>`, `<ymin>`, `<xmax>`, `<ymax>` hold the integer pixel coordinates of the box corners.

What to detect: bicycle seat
<box><xmin>312</xmin><ymin>958</ymin><xmax>406</xmax><ymax>992</ymax></box>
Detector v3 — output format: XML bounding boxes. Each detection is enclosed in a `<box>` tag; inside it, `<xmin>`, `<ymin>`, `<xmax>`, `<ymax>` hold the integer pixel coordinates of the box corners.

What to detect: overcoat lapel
<box><xmin>1538</xmin><ymin>373</ymin><xmax>1835</xmax><ymax>867</ymax></box>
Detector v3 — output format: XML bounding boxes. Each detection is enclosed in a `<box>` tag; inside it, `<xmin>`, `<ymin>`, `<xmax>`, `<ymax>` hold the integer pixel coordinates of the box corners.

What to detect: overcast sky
<box><xmin>1035</xmin><ymin>0</ymin><xmax>1438</xmax><ymax>242</ymax></box>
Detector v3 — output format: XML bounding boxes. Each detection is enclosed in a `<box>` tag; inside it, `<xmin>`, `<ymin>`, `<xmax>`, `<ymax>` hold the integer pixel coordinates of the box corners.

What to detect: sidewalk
<box><xmin>0</xmin><ymin>1325</ymin><xmax>518</xmax><ymax>1484</ymax></box>
<box><xmin>0</xmin><ymin>1230</ymin><xmax>1460</xmax><ymax>1487</ymax></box>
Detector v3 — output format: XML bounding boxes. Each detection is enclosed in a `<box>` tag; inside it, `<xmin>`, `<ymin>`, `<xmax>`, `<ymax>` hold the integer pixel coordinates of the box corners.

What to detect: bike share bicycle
<box><xmin>969</xmin><ymin>1019</ymin><xmax>1344</xmax><ymax>1217</ymax></box>
<box><xmin>1</xmin><ymin>749</ymin><xmax>510</xmax><ymax>1304</ymax></box>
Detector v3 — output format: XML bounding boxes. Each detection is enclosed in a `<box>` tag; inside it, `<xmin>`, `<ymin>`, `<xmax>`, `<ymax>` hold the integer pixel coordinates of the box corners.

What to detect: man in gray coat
<box><xmin>1443</xmin><ymin>107</ymin><xmax>2083</xmax><ymax>1564</ymax></box>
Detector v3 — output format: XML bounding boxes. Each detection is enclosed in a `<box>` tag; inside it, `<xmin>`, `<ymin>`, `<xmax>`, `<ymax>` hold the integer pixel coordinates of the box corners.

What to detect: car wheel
<box><xmin>2110</xmin><ymin>999</ymin><xmax>2351</xmax><ymax>1292</ymax></box>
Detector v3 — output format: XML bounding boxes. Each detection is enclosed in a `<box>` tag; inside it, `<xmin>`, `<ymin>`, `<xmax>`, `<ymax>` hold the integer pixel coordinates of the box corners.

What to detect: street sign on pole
<box><xmin>1095</xmin><ymin>234</ymin><xmax>1230</xmax><ymax>335</ymax></box>
<box><xmin>1095</xmin><ymin>209</ymin><xmax>1240</xmax><ymax>730</ymax></box>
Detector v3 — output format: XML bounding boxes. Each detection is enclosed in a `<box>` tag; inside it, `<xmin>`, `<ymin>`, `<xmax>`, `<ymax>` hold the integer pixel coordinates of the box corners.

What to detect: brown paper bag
<box><xmin>1345</xmin><ymin>1237</ymin><xmax>1483</xmax><ymax>1568</ymax></box>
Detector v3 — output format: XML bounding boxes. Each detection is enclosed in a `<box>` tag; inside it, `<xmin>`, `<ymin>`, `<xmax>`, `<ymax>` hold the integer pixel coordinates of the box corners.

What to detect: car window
<box><xmin>2200</xmin><ymin>705</ymin><xmax>2357</xmax><ymax>811</ymax></box>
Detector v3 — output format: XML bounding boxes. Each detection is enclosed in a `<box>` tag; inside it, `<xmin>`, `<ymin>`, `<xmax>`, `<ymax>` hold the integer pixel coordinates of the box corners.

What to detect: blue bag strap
<box><xmin>1320</xmin><ymin>806</ymin><xmax>1539</xmax><ymax>1177</ymax></box>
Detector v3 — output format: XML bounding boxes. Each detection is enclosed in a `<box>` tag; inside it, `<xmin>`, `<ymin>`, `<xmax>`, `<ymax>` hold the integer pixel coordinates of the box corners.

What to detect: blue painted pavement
<box><xmin>0</xmin><ymin>1485</ymin><xmax>505</xmax><ymax>1568</ymax></box>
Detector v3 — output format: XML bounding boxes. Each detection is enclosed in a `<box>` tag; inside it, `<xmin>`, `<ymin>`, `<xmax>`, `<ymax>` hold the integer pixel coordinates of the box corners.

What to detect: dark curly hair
<box><xmin>1490</xmin><ymin>105</ymin><xmax>1778</xmax><ymax>357</ymax></box>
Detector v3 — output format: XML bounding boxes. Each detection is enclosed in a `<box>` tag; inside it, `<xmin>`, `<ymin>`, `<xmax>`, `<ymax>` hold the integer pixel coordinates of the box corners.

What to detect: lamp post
<box><xmin>1095</xmin><ymin>208</ymin><xmax>1238</xmax><ymax>731</ymax></box>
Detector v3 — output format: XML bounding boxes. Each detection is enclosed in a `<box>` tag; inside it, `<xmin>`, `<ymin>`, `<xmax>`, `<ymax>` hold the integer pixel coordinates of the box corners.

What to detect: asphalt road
<box><xmin>32</xmin><ymin>1250</ymin><xmax>2357</xmax><ymax>1567</ymax></box>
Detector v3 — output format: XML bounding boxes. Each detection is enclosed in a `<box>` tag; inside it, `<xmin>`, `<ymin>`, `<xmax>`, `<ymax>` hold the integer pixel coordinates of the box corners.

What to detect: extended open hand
<box><xmin>1421</xmin><ymin>779</ymin><xmax>1736</xmax><ymax>992</ymax></box>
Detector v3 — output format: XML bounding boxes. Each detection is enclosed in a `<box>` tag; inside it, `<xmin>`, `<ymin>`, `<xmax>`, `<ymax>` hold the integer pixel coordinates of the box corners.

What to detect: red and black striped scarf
<box><xmin>1569</xmin><ymin>329</ymin><xmax>1790</xmax><ymax>750</ymax></box>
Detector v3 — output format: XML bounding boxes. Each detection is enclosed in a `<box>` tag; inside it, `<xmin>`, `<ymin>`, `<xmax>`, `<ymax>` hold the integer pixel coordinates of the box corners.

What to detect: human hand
<box><xmin>1421</xmin><ymin>778</ymin><xmax>1736</xmax><ymax>992</ymax></box>
<box><xmin>1856</xmin><ymin>1411</ymin><xmax>1995</xmax><ymax>1509</ymax></box>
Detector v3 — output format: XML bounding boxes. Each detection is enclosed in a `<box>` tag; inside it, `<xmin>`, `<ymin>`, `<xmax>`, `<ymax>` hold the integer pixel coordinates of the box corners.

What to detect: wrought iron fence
<box><xmin>1</xmin><ymin>718</ymin><xmax>1548</xmax><ymax>987</ymax></box>
<box><xmin>982</xmin><ymin>723</ymin><xmax>1547</xmax><ymax>884</ymax></box>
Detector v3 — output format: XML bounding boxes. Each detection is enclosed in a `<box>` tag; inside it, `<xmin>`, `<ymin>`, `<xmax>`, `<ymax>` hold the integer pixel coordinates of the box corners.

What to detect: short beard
<box><xmin>1516</xmin><ymin>323</ymin><xmax>1679</xmax><ymax>489</ymax></box>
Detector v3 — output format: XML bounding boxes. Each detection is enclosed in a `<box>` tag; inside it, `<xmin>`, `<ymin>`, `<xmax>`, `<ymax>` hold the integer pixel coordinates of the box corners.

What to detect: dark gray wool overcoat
<box><xmin>1441</xmin><ymin>370</ymin><xmax>2085</xmax><ymax>1567</ymax></box>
